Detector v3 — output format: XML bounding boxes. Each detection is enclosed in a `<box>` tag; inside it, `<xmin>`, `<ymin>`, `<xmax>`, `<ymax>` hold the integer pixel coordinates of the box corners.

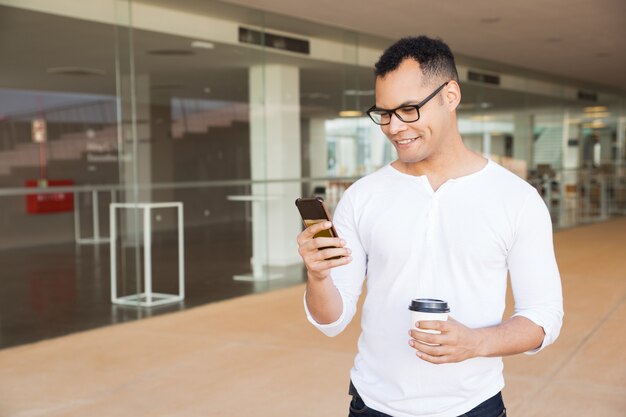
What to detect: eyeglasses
<box><xmin>366</xmin><ymin>82</ymin><xmax>449</xmax><ymax>125</ymax></box>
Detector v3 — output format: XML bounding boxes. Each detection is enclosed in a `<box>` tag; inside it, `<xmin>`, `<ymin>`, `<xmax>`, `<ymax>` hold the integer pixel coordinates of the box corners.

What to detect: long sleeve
<box><xmin>507</xmin><ymin>189</ymin><xmax>564</xmax><ymax>354</ymax></box>
<box><xmin>304</xmin><ymin>189</ymin><xmax>367</xmax><ymax>337</ymax></box>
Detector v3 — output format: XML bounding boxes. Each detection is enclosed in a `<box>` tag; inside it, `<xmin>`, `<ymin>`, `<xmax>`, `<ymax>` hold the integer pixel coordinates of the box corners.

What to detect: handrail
<box><xmin>1</xmin><ymin>165</ymin><xmax>624</xmax><ymax>197</ymax></box>
<box><xmin>0</xmin><ymin>175</ymin><xmax>362</xmax><ymax>197</ymax></box>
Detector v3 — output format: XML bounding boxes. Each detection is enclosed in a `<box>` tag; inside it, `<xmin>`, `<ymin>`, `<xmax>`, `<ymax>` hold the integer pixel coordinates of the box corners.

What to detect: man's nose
<box><xmin>387</xmin><ymin>112</ymin><xmax>407</xmax><ymax>135</ymax></box>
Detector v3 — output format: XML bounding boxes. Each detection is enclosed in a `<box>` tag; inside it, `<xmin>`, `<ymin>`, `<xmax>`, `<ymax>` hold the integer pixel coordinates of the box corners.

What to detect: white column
<box><xmin>617</xmin><ymin>116</ymin><xmax>626</xmax><ymax>177</ymax></box>
<box><xmin>123</xmin><ymin>73</ymin><xmax>152</xmax><ymax>204</ymax></box>
<box><xmin>560</xmin><ymin>111</ymin><xmax>578</xmax><ymax>227</ymax></box>
<box><xmin>599</xmin><ymin>129</ymin><xmax>613</xmax><ymax>165</ymax></box>
<box><xmin>482</xmin><ymin>131</ymin><xmax>491</xmax><ymax>157</ymax></box>
<box><xmin>249</xmin><ymin>64</ymin><xmax>302</xmax><ymax>279</ymax></box>
<box><xmin>562</xmin><ymin>111</ymin><xmax>579</xmax><ymax>180</ymax></box>
<box><xmin>119</xmin><ymin>74</ymin><xmax>152</xmax><ymax>248</ymax></box>
<box><xmin>309</xmin><ymin>118</ymin><xmax>328</xmax><ymax>188</ymax></box>
<box><xmin>513</xmin><ymin>112</ymin><xmax>534</xmax><ymax>168</ymax></box>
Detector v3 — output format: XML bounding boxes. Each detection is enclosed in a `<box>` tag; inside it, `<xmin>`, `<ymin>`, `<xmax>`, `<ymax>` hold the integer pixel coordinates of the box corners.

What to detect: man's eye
<box><xmin>399</xmin><ymin>107</ymin><xmax>417</xmax><ymax>115</ymax></box>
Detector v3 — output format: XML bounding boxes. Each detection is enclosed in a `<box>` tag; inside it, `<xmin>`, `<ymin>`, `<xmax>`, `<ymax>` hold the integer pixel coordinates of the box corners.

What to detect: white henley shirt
<box><xmin>304</xmin><ymin>159</ymin><xmax>563</xmax><ymax>417</ymax></box>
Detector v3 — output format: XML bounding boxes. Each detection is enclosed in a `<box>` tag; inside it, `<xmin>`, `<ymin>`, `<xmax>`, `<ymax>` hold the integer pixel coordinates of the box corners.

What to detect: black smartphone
<box><xmin>295</xmin><ymin>197</ymin><xmax>342</xmax><ymax>259</ymax></box>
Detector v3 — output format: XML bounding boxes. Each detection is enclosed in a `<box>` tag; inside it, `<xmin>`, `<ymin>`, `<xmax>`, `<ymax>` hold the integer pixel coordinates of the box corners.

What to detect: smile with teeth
<box><xmin>397</xmin><ymin>137</ymin><xmax>419</xmax><ymax>145</ymax></box>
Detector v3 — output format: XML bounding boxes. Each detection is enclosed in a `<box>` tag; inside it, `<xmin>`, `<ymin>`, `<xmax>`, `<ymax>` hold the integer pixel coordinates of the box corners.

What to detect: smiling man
<box><xmin>296</xmin><ymin>36</ymin><xmax>563</xmax><ymax>417</ymax></box>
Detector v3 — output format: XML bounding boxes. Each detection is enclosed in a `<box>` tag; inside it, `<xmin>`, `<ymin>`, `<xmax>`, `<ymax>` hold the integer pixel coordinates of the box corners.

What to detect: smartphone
<box><xmin>295</xmin><ymin>197</ymin><xmax>342</xmax><ymax>259</ymax></box>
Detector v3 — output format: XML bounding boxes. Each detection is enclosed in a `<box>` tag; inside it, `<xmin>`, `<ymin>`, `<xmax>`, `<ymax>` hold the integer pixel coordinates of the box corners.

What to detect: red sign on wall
<box><xmin>25</xmin><ymin>179</ymin><xmax>74</xmax><ymax>214</ymax></box>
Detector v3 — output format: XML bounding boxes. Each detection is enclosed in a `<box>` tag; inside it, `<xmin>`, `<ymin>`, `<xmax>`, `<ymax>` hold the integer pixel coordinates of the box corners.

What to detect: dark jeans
<box><xmin>348</xmin><ymin>382</ymin><xmax>506</xmax><ymax>417</ymax></box>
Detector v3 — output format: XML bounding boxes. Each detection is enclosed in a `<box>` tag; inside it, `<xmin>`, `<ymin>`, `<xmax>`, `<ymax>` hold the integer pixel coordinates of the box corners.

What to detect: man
<box><xmin>296</xmin><ymin>36</ymin><xmax>563</xmax><ymax>417</ymax></box>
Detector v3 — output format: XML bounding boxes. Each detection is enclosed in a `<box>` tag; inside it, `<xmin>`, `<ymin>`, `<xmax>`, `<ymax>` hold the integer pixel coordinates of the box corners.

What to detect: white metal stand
<box><xmin>110</xmin><ymin>202</ymin><xmax>184</xmax><ymax>307</ymax></box>
<box><xmin>75</xmin><ymin>190</ymin><xmax>115</xmax><ymax>245</ymax></box>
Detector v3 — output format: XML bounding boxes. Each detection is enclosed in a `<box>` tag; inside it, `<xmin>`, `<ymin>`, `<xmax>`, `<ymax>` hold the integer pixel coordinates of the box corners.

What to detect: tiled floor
<box><xmin>0</xmin><ymin>218</ymin><xmax>624</xmax><ymax>416</ymax></box>
<box><xmin>0</xmin><ymin>224</ymin><xmax>306</xmax><ymax>348</ymax></box>
<box><xmin>501</xmin><ymin>218</ymin><xmax>626</xmax><ymax>416</ymax></box>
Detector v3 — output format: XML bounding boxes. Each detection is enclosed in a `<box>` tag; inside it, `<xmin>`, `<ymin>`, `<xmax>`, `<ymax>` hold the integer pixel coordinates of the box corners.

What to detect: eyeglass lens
<box><xmin>370</xmin><ymin>106</ymin><xmax>419</xmax><ymax>124</ymax></box>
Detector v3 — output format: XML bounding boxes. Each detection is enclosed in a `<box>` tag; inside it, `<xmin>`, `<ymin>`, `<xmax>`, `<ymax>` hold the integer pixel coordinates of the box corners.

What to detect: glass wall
<box><xmin>0</xmin><ymin>1</ymin><xmax>129</xmax><ymax>347</ymax></box>
<box><xmin>0</xmin><ymin>0</ymin><xmax>624</xmax><ymax>348</ymax></box>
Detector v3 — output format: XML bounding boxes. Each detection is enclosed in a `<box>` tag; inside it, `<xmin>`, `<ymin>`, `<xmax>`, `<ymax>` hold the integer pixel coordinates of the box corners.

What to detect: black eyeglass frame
<box><xmin>366</xmin><ymin>81</ymin><xmax>449</xmax><ymax>125</ymax></box>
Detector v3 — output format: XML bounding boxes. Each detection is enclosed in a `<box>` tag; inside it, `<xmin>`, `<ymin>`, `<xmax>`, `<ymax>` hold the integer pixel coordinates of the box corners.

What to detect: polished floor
<box><xmin>0</xmin><ymin>224</ymin><xmax>305</xmax><ymax>348</ymax></box>
<box><xmin>0</xmin><ymin>218</ymin><xmax>625</xmax><ymax>416</ymax></box>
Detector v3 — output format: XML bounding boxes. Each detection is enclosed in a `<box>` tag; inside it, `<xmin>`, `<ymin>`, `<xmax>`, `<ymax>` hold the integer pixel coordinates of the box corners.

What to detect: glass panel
<box><xmin>119</xmin><ymin>3</ymin><xmax>282</xmax><ymax>303</ymax></box>
<box><xmin>0</xmin><ymin>1</ymin><xmax>128</xmax><ymax>346</ymax></box>
<box><xmin>299</xmin><ymin>31</ymin><xmax>392</xmax><ymax>214</ymax></box>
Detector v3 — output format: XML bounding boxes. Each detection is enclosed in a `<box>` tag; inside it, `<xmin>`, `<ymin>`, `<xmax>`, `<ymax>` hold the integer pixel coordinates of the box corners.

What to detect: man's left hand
<box><xmin>408</xmin><ymin>317</ymin><xmax>484</xmax><ymax>364</ymax></box>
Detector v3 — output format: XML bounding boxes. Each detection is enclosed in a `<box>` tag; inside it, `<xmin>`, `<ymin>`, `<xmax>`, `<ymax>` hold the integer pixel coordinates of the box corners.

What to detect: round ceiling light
<box><xmin>147</xmin><ymin>49</ymin><xmax>195</xmax><ymax>56</ymax></box>
<box><xmin>339</xmin><ymin>110</ymin><xmax>363</xmax><ymax>118</ymax></box>
<box><xmin>46</xmin><ymin>66</ymin><xmax>106</xmax><ymax>76</ymax></box>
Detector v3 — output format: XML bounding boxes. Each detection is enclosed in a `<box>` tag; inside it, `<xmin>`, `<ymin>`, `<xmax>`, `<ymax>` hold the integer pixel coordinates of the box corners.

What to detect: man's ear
<box><xmin>445</xmin><ymin>80</ymin><xmax>461</xmax><ymax>112</ymax></box>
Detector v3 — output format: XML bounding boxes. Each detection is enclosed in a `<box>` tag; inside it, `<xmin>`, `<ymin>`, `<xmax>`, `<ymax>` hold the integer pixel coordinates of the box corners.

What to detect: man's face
<box><xmin>375</xmin><ymin>59</ymin><xmax>448</xmax><ymax>164</ymax></box>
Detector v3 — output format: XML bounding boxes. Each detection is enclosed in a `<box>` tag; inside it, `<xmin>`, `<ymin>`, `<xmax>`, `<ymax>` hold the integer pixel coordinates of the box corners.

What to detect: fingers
<box><xmin>408</xmin><ymin>316</ymin><xmax>470</xmax><ymax>364</ymax></box>
<box><xmin>314</xmin><ymin>246</ymin><xmax>351</xmax><ymax>261</ymax></box>
<box><xmin>310</xmin><ymin>237</ymin><xmax>346</xmax><ymax>250</ymax></box>
<box><xmin>408</xmin><ymin>330</ymin><xmax>454</xmax><ymax>364</ymax></box>
<box><xmin>297</xmin><ymin>239</ymin><xmax>350</xmax><ymax>259</ymax></box>
<box><xmin>409</xmin><ymin>339</ymin><xmax>451</xmax><ymax>355</ymax></box>
<box><xmin>297</xmin><ymin>222</ymin><xmax>349</xmax><ymax>256</ymax></box>
<box><xmin>296</xmin><ymin>222</ymin><xmax>352</xmax><ymax>279</ymax></box>
<box><xmin>297</xmin><ymin>223</ymin><xmax>344</xmax><ymax>251</ymax></box>
<box><xmin>307</xmin><ymin>255</ymin><xmax>353</xmax><ymax>273</ymax></box>
<box><xmin>414</xmin><ymin>351</ymin><xmax>450</xmax><ymax>365</ymax></box>
<box><xmin>414</xmin><ymin>320</ymin><xmax>450</xmax><ymax>333</ymax></box>
<box><xmin>409</xmin><ymin>329</ymin><xmax>445</xmax><ymax>346</ymax></box>
<box><xmin>297</xmin><ymin>221</ymin><xmax>334</xmax><ymax>242</ymax></box>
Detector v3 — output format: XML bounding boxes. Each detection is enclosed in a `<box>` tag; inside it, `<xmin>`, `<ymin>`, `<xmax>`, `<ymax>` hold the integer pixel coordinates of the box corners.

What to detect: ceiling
<box><xmin>0</xmin><ymin>2</ymin><xmax>620</xmax><ymax>122</ymax></box>
<box><xmin>198</xmin><ymin>0</ymin><xmax>626</xmax><ymax>92</ymax></box>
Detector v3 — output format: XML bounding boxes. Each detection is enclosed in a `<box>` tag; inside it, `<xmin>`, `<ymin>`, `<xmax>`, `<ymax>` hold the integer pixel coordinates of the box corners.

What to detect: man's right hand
<box><xmin>296</xmin><ymin>221</ymin><xmax>352</xmax><ymax>281</ymax></box>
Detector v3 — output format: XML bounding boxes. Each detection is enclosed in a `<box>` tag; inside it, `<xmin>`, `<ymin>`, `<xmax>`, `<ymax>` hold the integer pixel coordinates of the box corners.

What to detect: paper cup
<box><xmin>409</xmin><ymin>299</ymin><xmax>450</xmax><ymax>344</ymax></box>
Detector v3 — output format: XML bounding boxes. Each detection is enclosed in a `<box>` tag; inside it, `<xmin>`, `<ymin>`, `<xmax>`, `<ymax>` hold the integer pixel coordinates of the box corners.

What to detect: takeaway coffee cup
<box><xmin>408</xmin><ymin>298</ymin><xmax>450</xmax><ymax>336</ymax></box>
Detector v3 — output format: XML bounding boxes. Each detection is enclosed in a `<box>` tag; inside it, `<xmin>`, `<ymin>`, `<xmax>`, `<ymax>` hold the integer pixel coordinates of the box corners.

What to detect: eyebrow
<box><xmin>399</xmin><ymin>100</ymin><xmax>421</xmax><ymax>107</ymax></box>
<box><xmin>375</xmin><ymin>100</ymin><xmax>421</xmax><ymax>110</ymax></box>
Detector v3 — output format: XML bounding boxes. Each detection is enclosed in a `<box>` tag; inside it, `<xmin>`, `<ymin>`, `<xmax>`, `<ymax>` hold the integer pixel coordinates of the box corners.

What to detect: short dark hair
<box><xmin>374</xmin><ymin>36</ymin><xmax>459</xmax><ymax>84</ymax></box>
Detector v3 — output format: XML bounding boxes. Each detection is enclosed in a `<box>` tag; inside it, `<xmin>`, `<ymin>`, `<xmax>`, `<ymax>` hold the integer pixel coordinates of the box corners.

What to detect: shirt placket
<box><xmin>426</xmin><ymin>192</ymin><xmax>440</xmax><ymax>286</ymax></box>
<box><xmin>426</xmin><ymin>193</ymin><xmax>439</xmax><ymax>243</ymax></box>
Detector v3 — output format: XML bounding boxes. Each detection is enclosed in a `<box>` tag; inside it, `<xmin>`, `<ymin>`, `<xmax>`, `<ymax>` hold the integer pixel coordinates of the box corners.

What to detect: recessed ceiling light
<box><xmin>303</xmin><ymin>92</ymin><xmax>331</xmax><ymax>100</ymax></box>
<box><xmin>147</xmin><ymin>49</ymin><xmax>194</xmax><ymax>56</ymax></box>
<box><xmin>481</xmin><ymin>17</ymin><xmax>501</xmax><ymax>24</ymax></box>
<box><xmin>191</xmin><ymin>41</ymin><xmax>215</xmax><ymax>50</ymax></box>
<box><xmin>458</xmin><ymin>102</ymin><xmax>492</xmax><ymax>110</ymax></box>
<box><xmin>339</xmin><ymin>110</ymin><xmax>363</xmax><ymax>117</ymax></box>
<box><xmin>344</xmin><ymin>89</ymin><xmax>375</xmax><ymax>96</ymax></box>
<box><xmin>203</xmin><ymin>87</ymin><xmax>211</xmax><ymax>93</ymax></box>
<box><xmin>584</xmin><ymin>106</ymin><xmax>608</xmax><ymax>113</ymax></box>
<box><xmin>46</xmin><ymin>66</ymin><xmax>106</xmax><ymax>76</ymax></box>
<box><xmin>470</xmin><ymin>115</ymin><xmax>495</xmax><ymax>121</ymax></box>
